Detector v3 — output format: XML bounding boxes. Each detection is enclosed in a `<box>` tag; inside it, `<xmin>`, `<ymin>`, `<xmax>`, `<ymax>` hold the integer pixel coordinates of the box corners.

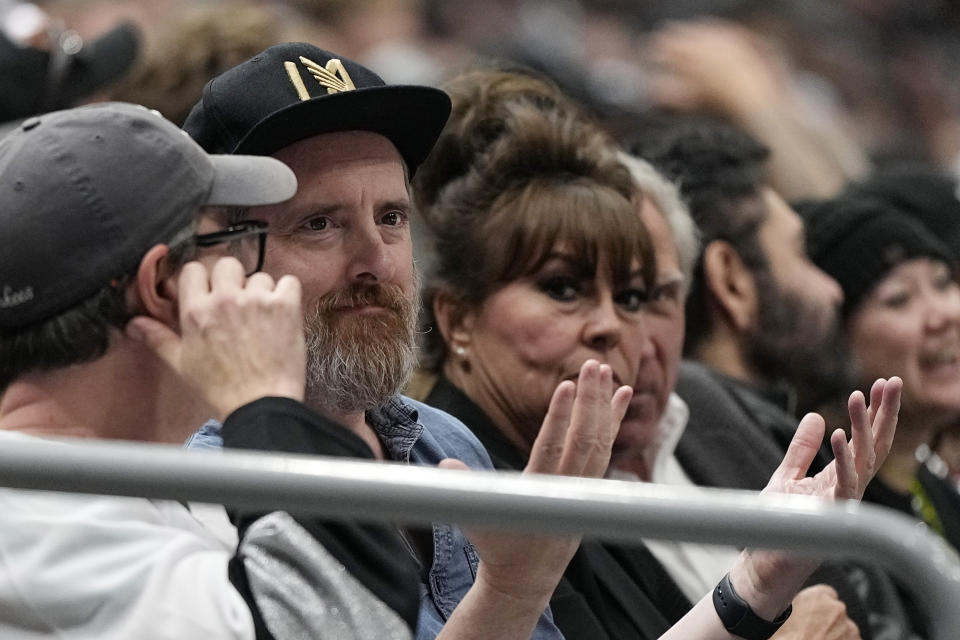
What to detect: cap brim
<box><xmin>206</xmin><ymin>155</ymin><xmax>298</xmax><ymax>206</ymax></box>
<box><xmin>232</xmin><ymin>85</ymin><xmax>451</xmax><ymax>176</ymax></box>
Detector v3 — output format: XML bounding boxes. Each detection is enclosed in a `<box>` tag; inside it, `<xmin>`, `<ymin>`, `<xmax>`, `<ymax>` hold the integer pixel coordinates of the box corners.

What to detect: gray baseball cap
<box><xmin>0</xmin><ymin>101</ymin><xmax>297</xmax><ymax>330</ymax></box>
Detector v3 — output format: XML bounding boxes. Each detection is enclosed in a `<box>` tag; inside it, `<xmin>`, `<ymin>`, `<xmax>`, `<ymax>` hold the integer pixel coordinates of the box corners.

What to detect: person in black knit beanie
<box><xmin>798</xmin><ymin>195</ymin><xmax>954</xmax><ymax>319</ymax></box>
<box><xmin>847</xmin><ymin>164</ymin><xmax>960</xmax><ymax>262</ymax></box>
<box><xmin>799</xmin><ymin>192</ymin><xmax>960</xmax><ymax>637</ymax></box>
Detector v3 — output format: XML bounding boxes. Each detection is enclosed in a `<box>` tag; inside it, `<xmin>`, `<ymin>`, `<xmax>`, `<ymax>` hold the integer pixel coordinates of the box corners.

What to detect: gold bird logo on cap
<box><xmin>284</xmin><ymin>56</ymin><xmax>357</xmax><ymax>100</ymax></box>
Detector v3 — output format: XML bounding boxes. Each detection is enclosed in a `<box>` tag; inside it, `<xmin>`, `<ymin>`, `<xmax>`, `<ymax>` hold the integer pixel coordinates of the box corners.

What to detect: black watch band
<box><xmin>712</xmin><ymin>572</ymin><xmax>792</xmax><ymax>640</ymax></box>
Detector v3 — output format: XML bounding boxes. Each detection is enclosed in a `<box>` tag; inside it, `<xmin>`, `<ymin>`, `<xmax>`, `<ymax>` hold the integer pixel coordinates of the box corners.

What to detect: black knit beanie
<box><xmin>848</xmin><ymin>164</ymin><xmax>960</xmax><ymax>261</ymax></box>
<box><xmin>797</xmin><ymin>195</ymin><xmax>954</xmax><ymax>318</ymax></box>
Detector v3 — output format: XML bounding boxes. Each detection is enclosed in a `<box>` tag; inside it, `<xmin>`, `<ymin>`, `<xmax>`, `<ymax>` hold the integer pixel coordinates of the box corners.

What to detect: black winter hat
<box><xmin>797</xmin><ymin>195</ymin><xmax>954</xmax><ymax>317</ymax></box>
<box><xmin>847</xmin><ymin>164</ymin><xmax>960</xmax><ymax>261</ymax></box>
<box><xmin>182</xmin><ymin>42</ymin><xmax>451</xmax><ymax>176</ymax></box>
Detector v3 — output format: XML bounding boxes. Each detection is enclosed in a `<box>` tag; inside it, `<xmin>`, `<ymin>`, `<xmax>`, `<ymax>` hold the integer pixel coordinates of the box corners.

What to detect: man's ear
<box><xmin>133</xmin><ymin>244</ymin><xmax>178</xmax><ymax>328</ymax></box>
<box><xmin>432</xmin><ymin>290</ymin><xmax>474</xmax><ymax>362</ymax></box>
<box><xmin>702</xmin><ymin>239</ymin><xmax>757</xmax><ymax>332</ymax></box>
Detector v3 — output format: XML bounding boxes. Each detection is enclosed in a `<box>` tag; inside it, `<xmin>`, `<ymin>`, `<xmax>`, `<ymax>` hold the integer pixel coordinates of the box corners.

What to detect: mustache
<box><xmin>313</xmin><ymin>283</ymin><xmax>409</xmax><ymax>316</ymax></box>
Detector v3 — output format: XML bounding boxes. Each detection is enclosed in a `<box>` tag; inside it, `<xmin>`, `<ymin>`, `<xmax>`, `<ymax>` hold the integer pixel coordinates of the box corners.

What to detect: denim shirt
<box><xmin>185</xmin><ymin>396</ymin><xmax>562</xmax><ymax>640</ymax></box>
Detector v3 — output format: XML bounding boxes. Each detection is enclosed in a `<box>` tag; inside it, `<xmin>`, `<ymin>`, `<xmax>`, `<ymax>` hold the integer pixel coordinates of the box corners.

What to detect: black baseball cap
<box><xmin>0</xmin><ymin>22</ymin><xmax>140</xmax><ymax>122</ymax></box>
<box><xmin>0</xmin><ymin>102</ymin><xmax>298</xmax><ymax>330</ymax></box>
<box><xmin>182</xmin><ymin>42</ymin><xmax>451</xmax><ymax>175</ymax></box>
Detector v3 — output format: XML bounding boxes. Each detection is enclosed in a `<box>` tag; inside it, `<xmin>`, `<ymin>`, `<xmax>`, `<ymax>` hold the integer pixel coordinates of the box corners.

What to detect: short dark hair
<box><xmin>0</xmin><ymin>223</ymin><xmax>196</xmax><ymax>393</ymax></box>
<box><xmin>629</xmin><ymin>122</ymin><xmax>771</xmax><ymax>353</ymax></box>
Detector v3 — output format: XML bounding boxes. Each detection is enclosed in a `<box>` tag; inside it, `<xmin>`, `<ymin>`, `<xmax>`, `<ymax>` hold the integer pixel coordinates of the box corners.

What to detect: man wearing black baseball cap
<box><xmin>0</xmin><ymin>102</ymin><xmax>421</xmax><ymax>639</ymax></box>
<box><xmin>182</xmin><ymin>43</ymin><xmax>633</xmax><ymax>640</ymax></box>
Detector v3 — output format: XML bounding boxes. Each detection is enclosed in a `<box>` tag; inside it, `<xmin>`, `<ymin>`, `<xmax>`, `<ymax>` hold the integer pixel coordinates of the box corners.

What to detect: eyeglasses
<box><xmin>194</xmin><ymin>220</ymin><xmax>268</xmax><ymax>276</ymax></box>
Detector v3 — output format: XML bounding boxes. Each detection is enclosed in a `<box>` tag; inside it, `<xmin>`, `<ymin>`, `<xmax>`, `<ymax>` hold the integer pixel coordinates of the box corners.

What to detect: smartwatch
<box><xmin>712</xmin><ymin>572</ymin><xmax>792</xmax><ymax>640</ymax></box>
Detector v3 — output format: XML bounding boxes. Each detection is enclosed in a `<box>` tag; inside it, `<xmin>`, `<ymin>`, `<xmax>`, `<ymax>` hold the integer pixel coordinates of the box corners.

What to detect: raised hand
<box><xmin>437</xmin><ymin>359</ymin><xmax>632</xmax><ymax>639</ymax></box>
<box><xmin>126</xmin><ymin>257</ymin><xmax>306</xmax><ymax>420</ymax></box>
<box><xmin>527</xmin><ymin>359</ymin><xmax>635</xmax><ymax>479</ymax></box>
<box><xmin>662</xmin><ymin>379</ymin><xmax>902</xmax><ymax>639</ymax></box>
<box><xmin>733</xmin><ymin>377</ymin><xmax>902</xmax><ymax>620</ymax></box>
<box><xmin>764</xmin><ymin>377</ymin><xmax>901</xmax><ymax>503</ymax></box>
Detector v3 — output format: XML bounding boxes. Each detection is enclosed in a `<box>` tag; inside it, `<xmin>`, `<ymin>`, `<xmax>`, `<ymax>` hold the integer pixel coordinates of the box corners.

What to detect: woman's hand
<box><xmin>662</xmin><ymin>378</ymin><xmax>901</xmax><ymax>639</ymax></box>
<box><xmin>437</xmin><ymin>359</ymin><xmax>632</xmax><ymax>640</ymax></box>
<box><xmin>733</xmin><ymin>377</ymin><xmax>902</xmax><ymax>619</ymax></box>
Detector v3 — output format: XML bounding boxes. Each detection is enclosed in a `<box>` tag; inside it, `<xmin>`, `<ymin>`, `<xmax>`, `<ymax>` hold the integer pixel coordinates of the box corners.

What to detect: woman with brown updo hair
<box><xmin>410</xmin><ymin>67</ymin><xmax>902</xmax><ymax>640</ymax></box>
<box><xmin>412</xmin><ymin>69</ymin><xmax>690</xmax><ymax>639</ymax></box>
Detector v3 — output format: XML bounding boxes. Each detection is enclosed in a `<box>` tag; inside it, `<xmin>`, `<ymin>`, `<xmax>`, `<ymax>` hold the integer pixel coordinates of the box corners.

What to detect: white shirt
<box><xmin>608</xmin><ymin>394</ymin><xmax>740</xmax><ymax>603</ymax></box>
<box><xmin>0</xmin><ymin>431</ymin><xmax>255</xmax><ymax>640</ymax></box>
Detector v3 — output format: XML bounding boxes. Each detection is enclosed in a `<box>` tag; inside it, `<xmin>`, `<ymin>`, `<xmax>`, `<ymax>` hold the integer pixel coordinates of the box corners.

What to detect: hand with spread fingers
<box><xmin>437</xmin><ymin>359</ymin><xmax>633</xmax><ymax>640</ymax></box>
<box><xmin>126</xmin><ymin>257</ymin><xmax>307</xmax><ymax>420</ymax></box>
<box><xmin>769</xmin><ymin>377</ymin><xmax>901</xmax><ymax>502</ymax></box>
<box><xmin>733</xmin><ymin>377</ymin><xmax>902</xmax><ymax>620</ymax></box>
<box><xmin>662</xmin><ymin>377</ymin><xmax>901</xmax><ymax>639</ymax></box>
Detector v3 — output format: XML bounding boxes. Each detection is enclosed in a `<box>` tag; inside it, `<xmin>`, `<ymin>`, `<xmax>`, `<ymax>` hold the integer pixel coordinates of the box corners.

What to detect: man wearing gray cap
<box><xmin>0</xmin><ymin>102</ymin><xmax>421</xmax><ymax>639</ymax></box>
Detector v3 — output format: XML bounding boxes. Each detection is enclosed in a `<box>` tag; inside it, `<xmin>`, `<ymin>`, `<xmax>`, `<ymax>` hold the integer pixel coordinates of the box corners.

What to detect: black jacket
<box><xmin>222</xmin><ymin>397</ymin><xmax>421</xmax><ymax>638</ymax></box>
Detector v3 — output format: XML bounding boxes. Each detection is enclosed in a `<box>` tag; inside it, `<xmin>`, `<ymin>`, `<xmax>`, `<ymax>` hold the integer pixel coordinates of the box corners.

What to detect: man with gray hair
<box><xmin>614</xmin><ymin>152</ymin><xmax>870</xmax><ymax>640</ymax></box>
<box><xmin>619</xmin><ymin>146</ymin><xmax>922</xmax><ymax>639</ymax></box>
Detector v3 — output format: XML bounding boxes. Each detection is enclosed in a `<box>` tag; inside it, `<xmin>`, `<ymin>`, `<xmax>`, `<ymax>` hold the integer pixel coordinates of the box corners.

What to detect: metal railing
<box><xmin>1</xmin><ymin>437</ymin><xmax>958</xmax><ymax>639</ymax></box>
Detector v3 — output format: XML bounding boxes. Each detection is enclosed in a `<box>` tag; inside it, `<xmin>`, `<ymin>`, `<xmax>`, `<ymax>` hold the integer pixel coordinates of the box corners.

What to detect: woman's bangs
<box><xmin>496</xmin><ymin>180</ymin><xmax>651</xmax><ymax>286</ymax></box>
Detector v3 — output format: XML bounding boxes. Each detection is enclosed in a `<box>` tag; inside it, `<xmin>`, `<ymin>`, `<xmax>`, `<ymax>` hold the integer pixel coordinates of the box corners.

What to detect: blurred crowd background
<box><xmin>3</xmin><ymin>0</ymin><xmax>960</xmax><ymax>204</ymax></box>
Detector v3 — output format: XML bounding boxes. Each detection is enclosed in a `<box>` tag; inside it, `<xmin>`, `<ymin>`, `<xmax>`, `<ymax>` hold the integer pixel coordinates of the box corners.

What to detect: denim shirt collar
<box><xmin>367</xmin><ymin>397</ymin><xmax>424</xmax><ymax>464</ymax></box>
